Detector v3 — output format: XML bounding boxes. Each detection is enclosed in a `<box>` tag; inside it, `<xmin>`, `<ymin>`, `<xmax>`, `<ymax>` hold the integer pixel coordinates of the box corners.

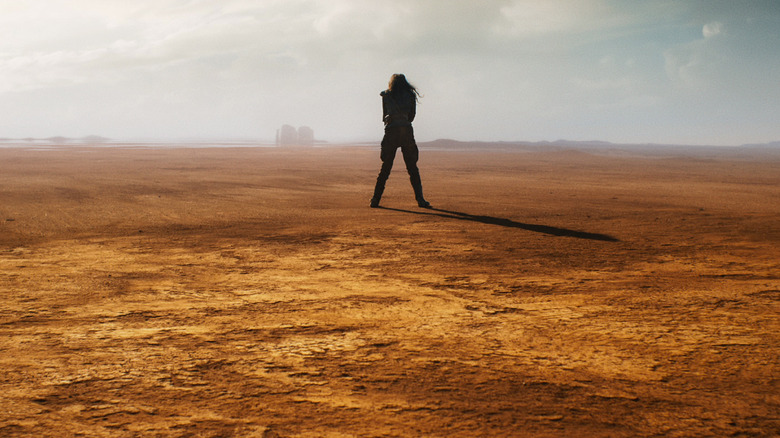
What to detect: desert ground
<box><xmin>0</xmin><ymin>142</ymin><xmax>778</xmax><ymax>437</ymax></box>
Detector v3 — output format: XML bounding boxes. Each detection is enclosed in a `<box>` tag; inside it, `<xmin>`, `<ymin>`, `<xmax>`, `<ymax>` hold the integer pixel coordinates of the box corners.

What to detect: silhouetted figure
<box><xmin>370</xmin><ymin>74</ymin><xmax>430</xmax><ymax>208</ymax></box>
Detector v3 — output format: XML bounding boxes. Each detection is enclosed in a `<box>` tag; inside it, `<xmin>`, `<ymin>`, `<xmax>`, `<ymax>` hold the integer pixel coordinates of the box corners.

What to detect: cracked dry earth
<box><xmin>1</xmin><ymin>145</ymin><xmax>778</xmax><ymax>437</ymax></box>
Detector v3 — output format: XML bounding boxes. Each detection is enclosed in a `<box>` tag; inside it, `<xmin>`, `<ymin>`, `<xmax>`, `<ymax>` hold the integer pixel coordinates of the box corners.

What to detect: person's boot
<box><xmin>409</xmin><ymin>171</ymin><xmax>430</xmax><ymax>208</ymax></box>
<box><xmin>412</xmin><ymin>182</ymin><xmax>431</xmax><ymax>208</ymax></box>
<box><xmin>370</xmin><ymin>179</ymin><xmax>386</xmax><ymax>208</ymax></box>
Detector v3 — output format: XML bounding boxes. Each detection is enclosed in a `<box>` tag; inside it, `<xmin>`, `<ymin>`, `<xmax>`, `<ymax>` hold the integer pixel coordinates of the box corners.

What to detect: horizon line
<box><xmin>1</xmin><ymin>136</ymin><xmax>778</xmax><ymax>149</ymax></box>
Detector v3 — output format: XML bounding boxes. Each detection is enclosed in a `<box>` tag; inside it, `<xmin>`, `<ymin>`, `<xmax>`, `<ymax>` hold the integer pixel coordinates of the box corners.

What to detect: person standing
<box><xmin>370</xmin><ymin>74</ymin><xmax>431</xmax><ymax>209</ymax></box>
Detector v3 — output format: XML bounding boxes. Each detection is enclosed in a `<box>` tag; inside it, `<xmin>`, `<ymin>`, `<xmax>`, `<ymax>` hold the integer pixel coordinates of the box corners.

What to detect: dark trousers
<box><xmin>373</xmin><ymin>125</ymin><xmax>424</xmax><ymax>201</ymax></box>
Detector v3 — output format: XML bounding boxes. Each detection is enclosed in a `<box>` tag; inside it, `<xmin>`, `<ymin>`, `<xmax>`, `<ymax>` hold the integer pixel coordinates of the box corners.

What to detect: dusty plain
<box><xmin>0</xmin><ymin>142</ymin><xmax>778</xmax><ymax>437</ymax></box>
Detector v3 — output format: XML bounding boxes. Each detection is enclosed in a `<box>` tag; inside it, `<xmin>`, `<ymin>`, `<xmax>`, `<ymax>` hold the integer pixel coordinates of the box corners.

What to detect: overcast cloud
<box><xmin>1</xmin><ymin>0</ymin><xmax>778</xmax><ymax>145</ymax></box>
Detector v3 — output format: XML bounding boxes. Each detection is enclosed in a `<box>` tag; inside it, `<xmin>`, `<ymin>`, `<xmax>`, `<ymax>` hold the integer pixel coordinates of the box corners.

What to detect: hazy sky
<box><xmin>1</xmin><ymin>0</ymin><xmax>779</xmax><ymax>145</ymax></box>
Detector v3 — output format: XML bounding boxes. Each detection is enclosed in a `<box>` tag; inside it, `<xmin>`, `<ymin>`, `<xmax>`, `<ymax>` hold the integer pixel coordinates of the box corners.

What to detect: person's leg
<box><xmin>371</xmin><ymin>131</ymin><xmax>398</xmax><ymax>207</ymax></box>
<box><xmin>400</xmin><ymin>127</ymin><xmax>430</xmax><ymax>208</ymax></box>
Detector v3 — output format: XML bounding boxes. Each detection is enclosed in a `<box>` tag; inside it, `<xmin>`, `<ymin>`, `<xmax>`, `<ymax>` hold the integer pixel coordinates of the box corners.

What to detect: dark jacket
<box><xmin>381</xmin><ymin>89</ymin><xmax>416</xmax><ymax>127</ymax></box>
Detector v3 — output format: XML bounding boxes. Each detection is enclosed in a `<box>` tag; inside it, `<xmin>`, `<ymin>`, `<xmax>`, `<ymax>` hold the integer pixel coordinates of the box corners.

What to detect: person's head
<box><xmin>388</xmin><ymin>73</ymin><xmax>420</xmax><ymax>100</ymax></box>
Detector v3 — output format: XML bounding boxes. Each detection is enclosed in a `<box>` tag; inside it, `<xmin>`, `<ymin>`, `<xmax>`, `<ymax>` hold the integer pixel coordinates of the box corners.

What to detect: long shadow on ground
<box><xmin>379</xmin><ymin>207</ymin><xmax>619</xmax><ymax>242</ymax></box>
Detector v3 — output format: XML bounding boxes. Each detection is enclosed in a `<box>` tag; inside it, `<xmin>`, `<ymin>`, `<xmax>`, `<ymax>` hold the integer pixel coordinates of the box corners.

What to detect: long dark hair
<box><xmin>388</xmin><ymin>74</ymin><xmax>421</xmax><ymax>102</ymax></box>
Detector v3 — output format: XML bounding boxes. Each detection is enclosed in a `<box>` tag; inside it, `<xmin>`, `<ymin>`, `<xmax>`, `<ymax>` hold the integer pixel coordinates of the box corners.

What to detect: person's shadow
<box><xmin>378</xmin><ymin>207</ymin><xmax>619</xmax><ymax>242</ymax></box>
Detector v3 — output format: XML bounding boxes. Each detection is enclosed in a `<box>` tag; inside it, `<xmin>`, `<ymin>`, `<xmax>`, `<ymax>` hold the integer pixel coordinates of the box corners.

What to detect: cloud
<box><xmin>498</xmin><ymin>0</ymin><xmax>607</xmax><ymax>36</ymax></box>
<box><xmin>0</xmin><ymin>0</ymin><xmax>778</xmax><ymax>144</ymax></box>
<box><xmin>702</xmin><ymin>21</ymin><xmax>722</xmax><ymax>38</ymax></box>
<box><xmin>0</xmin><ymin>1</ymin><xmax>675</xmax><ymax>92</ymax></box>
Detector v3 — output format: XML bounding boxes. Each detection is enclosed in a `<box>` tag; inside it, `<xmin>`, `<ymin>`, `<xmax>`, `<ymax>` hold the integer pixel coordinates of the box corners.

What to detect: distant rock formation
<box><xmin>47</xmin><ymin>136</ymin><xmax>70</xmax><ymax>144</ymax></box>
<box><xmin>81</xmin><ymin>135</ymin><xmax>110</xmax><ymax>144</ymax></box>
<box><xmin>297</xmin><ymin>126</ymin><xmax>314</xmax><ymax>146</ymax></box>
<box><xmin>276</xmin><ymin>125</ymin><xmax>314</xmax><ymax>146</ymax></box>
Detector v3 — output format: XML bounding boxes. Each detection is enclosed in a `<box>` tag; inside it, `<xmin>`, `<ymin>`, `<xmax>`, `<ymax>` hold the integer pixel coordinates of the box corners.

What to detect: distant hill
<box><xmin>741</xmin><ymin>141</ymin><xmax>780</xmax><ymax>148</ymax></box>
<box><xmin>419</xmin><ymin>138</ymin><xmax>780</xmax><ymax>159</ymax></box>
<box><xmin>0</xmin><ymin>135</ymin><xmax>112</xmax><ymax>144</ymax></box>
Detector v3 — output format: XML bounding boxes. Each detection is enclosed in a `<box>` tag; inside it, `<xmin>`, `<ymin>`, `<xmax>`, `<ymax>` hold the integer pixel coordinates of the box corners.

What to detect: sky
<box><xmin>1</xmin><ymin>0</ymin><xmax>779</xmax><ymax>145</ymax></box>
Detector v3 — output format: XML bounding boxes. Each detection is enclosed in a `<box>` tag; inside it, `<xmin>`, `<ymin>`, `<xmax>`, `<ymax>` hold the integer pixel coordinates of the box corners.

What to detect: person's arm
<box><xmin>381</xmin><ymin>91</ymin><xmax>389</xmax><ymax>123</ymax></box>
<box><xmin>409</xmin><ymin>98</ymin><xmax>416</xmax><ymax>123</ymax></box>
